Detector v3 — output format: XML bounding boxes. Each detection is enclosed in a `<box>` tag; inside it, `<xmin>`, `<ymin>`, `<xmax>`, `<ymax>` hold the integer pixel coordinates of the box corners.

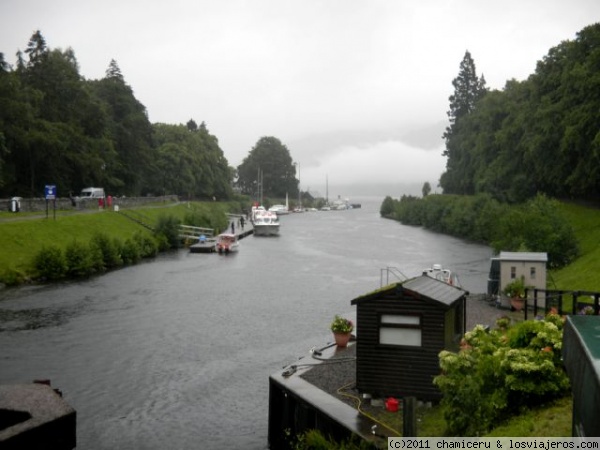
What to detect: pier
<box><xmin>185</xmin><ymin>215</ymin><xmax>253</xmax><ymax>253</ymax></box>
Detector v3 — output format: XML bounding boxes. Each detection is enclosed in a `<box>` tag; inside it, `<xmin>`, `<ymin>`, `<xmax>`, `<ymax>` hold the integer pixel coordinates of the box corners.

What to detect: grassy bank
<box><xmin>550</xmin><ymin>202</ymin><xmax>600</xmax><ymax>290</ymax></box>
<box><xmin>0</xmin><ymin>201</ymin><xmax>240</xmax><ymax>284</ymax></box>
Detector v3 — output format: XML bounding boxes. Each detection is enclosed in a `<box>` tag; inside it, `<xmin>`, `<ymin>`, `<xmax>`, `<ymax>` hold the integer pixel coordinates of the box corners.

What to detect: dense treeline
<box><xmin>440</xmin><ymin>23</ymin><xmax>600</xmax><ymax>202</ymax></box>
<box><xmin>0</xmin><ymin>31</ymin><xmax>233</xmax><ymax>199</ymax></box>
<box><xmin>380</xmin><ymin>193</ymin><xmax>579</xmax><ymax>269</ymax></box>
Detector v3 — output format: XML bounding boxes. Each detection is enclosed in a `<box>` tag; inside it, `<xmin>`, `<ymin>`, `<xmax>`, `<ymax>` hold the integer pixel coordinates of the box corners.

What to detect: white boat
<box><xmin>215</xmin><ymin>233</ymin><xmax>240</xmax><ymax>254</ymax></box>
<box><xmin>253</xmin><ymin>210</ymin><xmax>280</xmax><ymax>237</ymax></box>
<box><xmin>331</xmin><ymin>196</ymin><xmax>351</xmax><ymax>210</ymax></box>
<box><xmin>251</xmin><ymin>205</ymin><xmax>267</xmax><ymax>223</ymax></box>
<box><xmin>268</xmin><ymin>204</ymin><xmax>289</xmax><ymax>215</ymax></box>
<box><xmin>269</xmin><ymin>193</ymin><xmax>290</xmax><ymax>215</ymax></box>
<box><xmin>423</xmin><ymin>264</ymin><xmax>461</xmax><ymax>287</ymax></box>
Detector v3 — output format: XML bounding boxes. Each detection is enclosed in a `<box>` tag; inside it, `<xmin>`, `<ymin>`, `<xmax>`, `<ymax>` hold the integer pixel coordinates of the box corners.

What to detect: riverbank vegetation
<box><xmin>0</xmin><ymin>201</ymin><xmax>240</xmax><ymax>286</ymax></box>
<box><xmin>380</xmin><ymin>193</ymin><xmax>584</xmax><ymax>273</ymax></box>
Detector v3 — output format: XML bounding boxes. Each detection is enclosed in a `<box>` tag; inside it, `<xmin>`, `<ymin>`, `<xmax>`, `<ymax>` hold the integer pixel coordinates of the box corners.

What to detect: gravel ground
<box><xmin>299</xmin><ymin>295</ymin><xmax>523</xmax><ymax>408</ymax></box>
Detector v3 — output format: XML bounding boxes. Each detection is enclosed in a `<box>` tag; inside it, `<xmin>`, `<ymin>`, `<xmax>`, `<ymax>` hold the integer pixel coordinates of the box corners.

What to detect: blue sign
<box><xmin>45</xmin><ymin>185</ymin><xmax>57</xmax><ymax>200</ymax></box>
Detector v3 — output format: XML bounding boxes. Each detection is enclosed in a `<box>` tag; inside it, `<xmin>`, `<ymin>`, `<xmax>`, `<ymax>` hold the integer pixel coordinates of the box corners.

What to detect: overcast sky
<box><xmin>2</xmin><ymin>1</ymin><xmax>599</xmax><ymax>197</ymax></box>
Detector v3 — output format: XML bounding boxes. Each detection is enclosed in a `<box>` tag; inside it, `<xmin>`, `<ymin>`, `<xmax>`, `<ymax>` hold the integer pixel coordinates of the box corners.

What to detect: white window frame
<box><xmin>379</xmin><ymin>314</ymin><xmax>422</xmax><ymax>347</ymax></box>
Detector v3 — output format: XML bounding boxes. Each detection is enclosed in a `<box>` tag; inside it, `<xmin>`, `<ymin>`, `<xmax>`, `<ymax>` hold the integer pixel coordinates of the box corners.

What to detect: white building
<box><xmin>494</xmin><ymin>251</ymin><xmax>548</xmax><ymax>308</ymax></box>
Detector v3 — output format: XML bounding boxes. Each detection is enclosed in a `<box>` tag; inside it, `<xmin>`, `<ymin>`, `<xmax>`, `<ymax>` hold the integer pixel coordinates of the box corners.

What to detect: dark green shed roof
<box><xmin>351</xmin><ymin>275</ymin><xmax>466</xmax><ymax>307</ymax></box>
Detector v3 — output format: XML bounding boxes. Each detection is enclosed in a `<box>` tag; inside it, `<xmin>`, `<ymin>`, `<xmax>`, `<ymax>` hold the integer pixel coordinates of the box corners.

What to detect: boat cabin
<box><xmin>350</xmin><ymin>275</ymin><xmax>467</xmax><ymax>401</ymax></box>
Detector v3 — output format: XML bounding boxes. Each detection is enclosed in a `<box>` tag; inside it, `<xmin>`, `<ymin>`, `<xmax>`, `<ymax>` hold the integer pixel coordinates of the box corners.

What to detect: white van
<box><xmin>79</xmin><ymin>187</ymin><xmax>105</xmax><ymax>199</ymax></box>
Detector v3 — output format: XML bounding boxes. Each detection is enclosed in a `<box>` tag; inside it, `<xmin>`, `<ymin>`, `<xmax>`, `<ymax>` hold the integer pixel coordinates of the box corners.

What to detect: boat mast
<box><xmin>297</xmin><ymin>162</ymin><xmax>301</xmax><ymax>209</ymax></box>
<box><xmin>256</xmin><ymin>167</ymin><xmax>264</xmax><ymax>205</ymax></box>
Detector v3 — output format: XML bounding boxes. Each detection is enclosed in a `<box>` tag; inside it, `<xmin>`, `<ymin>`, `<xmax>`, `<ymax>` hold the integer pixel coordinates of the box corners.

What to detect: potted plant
<box><xmin>330</xmin><ymin>315</ymin><xmax>354</xmax><ymax>347</ymax></box>
<box><xmin>503</xmin><ymin>277</ymin><xmax>527</xmax><ymax>311</ymax></box>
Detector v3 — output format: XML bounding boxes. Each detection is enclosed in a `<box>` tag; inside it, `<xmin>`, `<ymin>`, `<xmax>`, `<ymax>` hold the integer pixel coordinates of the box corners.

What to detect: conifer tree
<box><xmin>440</xmin><ymin>51</ymin><xmax>487</xmax><ymax>194</ymax></box>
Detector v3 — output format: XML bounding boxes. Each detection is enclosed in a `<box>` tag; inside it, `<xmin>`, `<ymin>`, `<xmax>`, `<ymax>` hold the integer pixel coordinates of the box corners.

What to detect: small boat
<box><xmin>215</xmin><ymin>233</ymin><xmax>240</xmax><ymax>254</ymax></box>
<box><xmin>253</xmin><ymin>210</ymin><xmax>280</xmax><ymax>237</ymax></box>
<box><xmin>423</xmin><ymin>264</ymin><xmax>461</xmax><ymax>287</ymax></box>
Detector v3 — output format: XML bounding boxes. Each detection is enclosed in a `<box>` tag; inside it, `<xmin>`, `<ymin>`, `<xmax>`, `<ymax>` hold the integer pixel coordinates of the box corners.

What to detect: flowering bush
<box><xmin>434</xmin><ymin>310</ymin><xmax>569</xmax><ymax>436</ymax></box>
<box><xmin>330</xmin><ymin>315</ymin><xmax>353</xmax><ymax>333</ymax></box>
<box><xmin>579</xmin><ymin>305</ymin><xmax>596</xmax><ymax>315</ymax></box>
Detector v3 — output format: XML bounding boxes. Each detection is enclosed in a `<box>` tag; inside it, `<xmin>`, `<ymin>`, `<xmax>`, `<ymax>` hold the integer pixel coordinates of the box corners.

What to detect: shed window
<box><xmin>530</xmin><ymin>267</ymin><xmax>536</xmax><ymax>279</ymax></box>
<box><xmin>379</xmin><ymin>314</ymin><xmax>421</xmax><ymax>346</ymax></box>
<box><xmin>511</xmin><ymin>266</ymin><xmax>516</xmax><ymax>279</ymax></box>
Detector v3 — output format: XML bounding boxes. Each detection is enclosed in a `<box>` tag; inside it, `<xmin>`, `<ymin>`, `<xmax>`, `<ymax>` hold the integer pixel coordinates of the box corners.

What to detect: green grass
<box><xmin>484</xmin><ymin>397</ymin><xmax>572</xmax><ymax>437</ymax></box>
<box><xmin>0</xmin><ymin>201</ymin><xmax>238</xmax><ymax>280</ymax></box>
<box><xmin>550</xmin><ymin>202</ymin><xmax>600</xmax><ymax>291</ymax></box>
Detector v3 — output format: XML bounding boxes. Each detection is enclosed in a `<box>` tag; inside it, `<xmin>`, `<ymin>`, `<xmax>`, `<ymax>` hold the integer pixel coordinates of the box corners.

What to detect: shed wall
<box><xmin>355</xmin><ymin>293</ymin><xmax>454</xmax><ymax>401</ymax></box>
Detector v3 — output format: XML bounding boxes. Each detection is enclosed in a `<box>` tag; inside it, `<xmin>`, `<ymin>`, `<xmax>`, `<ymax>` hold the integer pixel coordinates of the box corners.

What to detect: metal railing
<box><xmin>380</xmin><ymin>267</ymin><xmax>409</xmax><ymax>288</ymax></box>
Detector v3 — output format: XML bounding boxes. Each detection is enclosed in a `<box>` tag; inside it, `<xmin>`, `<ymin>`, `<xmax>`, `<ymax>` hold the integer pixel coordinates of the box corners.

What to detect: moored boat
<box><xmin>268</xmin><ymin>204</ymin><xmax>289</xmax><ymax>215</ymax></box>
<box><xmin>253</xmin><ymin>210</ymin><xmax>280</xmax><ymax>237</ymax></box>
<box><xmin>215</xmin><ymin>233</ymin><xmax>240</xmax><ymax>254</ymax></box>
<box><xmin>423</xmin><ymin>264</ymin><xmax>461</xmax><ymax>287</ymax></box>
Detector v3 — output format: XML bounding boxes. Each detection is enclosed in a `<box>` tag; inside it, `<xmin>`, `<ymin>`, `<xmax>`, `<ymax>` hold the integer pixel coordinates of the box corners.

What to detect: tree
<box><xmin>0</xmin><ymin>53</ymin><xmax>10</xmax><ymax>73</ymax></box>
<box><xmin>91</xmin><ymin>62</ymin><xmax>154</xmax><ymax>195</ymax></box>
<box><xmin>443</xmin><ymin>51</ymin><xmax>487</xmax><ymax>143</ymax></box>
<box><xmin>236</xmin><ymin>136</ymin><xmax>297</xmax><ymax>200</ymax></box>
<box><xmin>24</xmin><ymin>30</ymin><xmax>48</xmax><ymax>67</ymax></box>
<box><xmin>150</xmin><ymin>121</ymin><xmax>233</xmax><ymax>199</ymax></box>
<box><xmin>105</xmin><ymin>59</ymin><xmax>124</xmax><ymax>82</ymax></box>
<box><xmin>441</xmin><ymin>51</ymin><xmax>487</xmax><ymax>195</ymax></box>
<box><xmin>421</xmin><ymin>181</ymin><xmax>431</xmax><ymax>197</ymax></box>
<box><xmin>186</xmin><ymin>119</ymin><xmax>198</xmax><ymax>132</ymax></box>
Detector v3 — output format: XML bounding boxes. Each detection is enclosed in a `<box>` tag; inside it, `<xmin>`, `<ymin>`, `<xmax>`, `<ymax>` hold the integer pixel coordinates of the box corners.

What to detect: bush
<box><xmin>0</xmin><ymin>267</ymin><xmax>28</xmax><ymax>286</ymax></box>
<box><xmin>154</xmin><ymin>214</ymin><xmax>181</xmax><ymax>249</ymax></box>
<box><xmin>65</xmin><ymin>240</ymin><xmax>94</xmax><ymax>277</ymax></box>
<box><xmin>90</xmin><ymin>232</ymin><xmax>123</xmax><ymax>270</ymax></box>
<box><xmin>121</xmin><ymin>237</ymin><xmax>141</xmax><ymax>265</ymax></box>
<box><xmin>34</xmin><ymin>245</ymin><xmax>67</xmax><ymax>281</ymax></box>
<box><xmin>132</xmin><ymin>231</ymin><xmax>159</xmax><ymax>258</ymax></box>
<box><xmin>434</xmin><ymin>313</ymin><xmax>570</xmax><ymax>436</ymax></box>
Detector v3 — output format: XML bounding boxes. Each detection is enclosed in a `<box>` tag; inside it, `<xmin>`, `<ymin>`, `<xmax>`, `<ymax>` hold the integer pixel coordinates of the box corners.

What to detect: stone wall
<box><xmin>1</xmin><ymin>196</ymin><xmax>179</xmax><ymax>213</ymax></box>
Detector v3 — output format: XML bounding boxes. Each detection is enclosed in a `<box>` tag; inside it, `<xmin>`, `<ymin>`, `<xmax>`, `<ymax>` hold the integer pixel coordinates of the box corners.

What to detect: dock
<box><xmin>185</xmin><ymin>215</ymin><xmax>253</xmax><ymax>253</ymax></box>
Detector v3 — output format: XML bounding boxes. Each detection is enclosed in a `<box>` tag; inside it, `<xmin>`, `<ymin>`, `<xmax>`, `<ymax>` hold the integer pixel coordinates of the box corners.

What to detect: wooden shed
<box><xmin>562</xmin><ymin>315</ymin><xmax>600</xmax><ymax>437</ymax></box>
<box><xmin>350</xmin><ymin>275</ymin><xmax>467</xmax><ymax>402</ymax></box>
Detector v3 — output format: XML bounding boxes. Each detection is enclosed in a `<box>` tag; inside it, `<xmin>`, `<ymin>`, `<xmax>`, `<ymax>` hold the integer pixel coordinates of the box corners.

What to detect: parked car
<box><xmin>79</xmin><ymin>187</ymin><xmax>105</xmax><ymax>199</ymax></box>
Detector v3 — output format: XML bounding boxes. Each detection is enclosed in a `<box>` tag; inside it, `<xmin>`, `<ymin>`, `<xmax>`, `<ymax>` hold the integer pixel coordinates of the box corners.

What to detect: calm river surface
<box><xmin>0</xmin><ymin>198</ymin><xmax>492</xmax><ymax>449</ymax></box>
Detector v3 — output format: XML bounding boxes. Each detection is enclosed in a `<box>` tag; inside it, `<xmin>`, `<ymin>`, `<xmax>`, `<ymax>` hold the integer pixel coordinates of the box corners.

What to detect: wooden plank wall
<box><xmin>355</xmin><ymin>293</ymin><xmax>448</xmax><ymax>401</ymax></box>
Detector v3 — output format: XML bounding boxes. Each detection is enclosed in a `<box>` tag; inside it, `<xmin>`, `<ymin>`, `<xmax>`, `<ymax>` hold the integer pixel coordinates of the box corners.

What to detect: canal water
<box><xmin>0</xmin><ymin>198</ymin><xmax>492</xmax><ymax>449</ymax></box>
